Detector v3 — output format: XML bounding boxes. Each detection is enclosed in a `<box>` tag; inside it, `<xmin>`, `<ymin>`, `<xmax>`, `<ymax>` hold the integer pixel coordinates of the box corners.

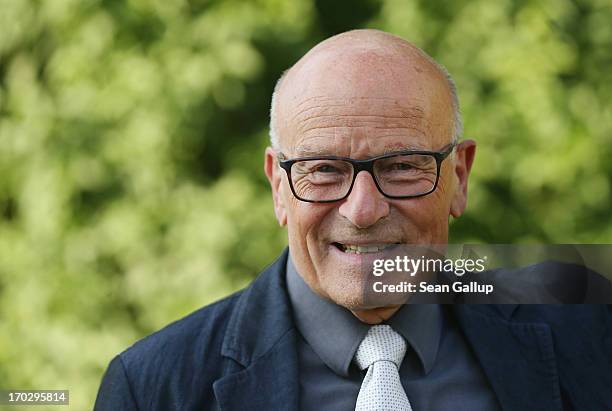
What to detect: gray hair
<box><xmin>269</xmin><ymin>71</ymin><xmax>287</xmax><ymax>150</ymax></box>
<box><xmin>269</xmin><ymin>61</ymin><xmax>463</xmax><ymax>150</ymax></box>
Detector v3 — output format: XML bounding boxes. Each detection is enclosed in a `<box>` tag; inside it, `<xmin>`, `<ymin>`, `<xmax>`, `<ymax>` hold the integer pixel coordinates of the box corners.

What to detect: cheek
<box><xmin>285</xmin><ymin>201</ymin><xmax>337</xmax><ymax>282</ymax></box>
<box><xmin>436</xmin><ymin>162</ymin><xmax>457</xmax><ymax>198</ymax></box>
<box><xmin>395</xmin><ymin>197</ymin><xmax>442</xmax><ymax>222</ymax></box>
<box><xmin>285</xmin><ymin>199</ymin><xmax>331</xmax><ymax>243</ymax></box>
<box><xmin>422</xmin><ymin>164</ymin><xmax>455</xmax><ymax>215</ymax></box>
<box><xmin>393</xmin><ymin>189</ymin><xmax>452</xmax><ymax>241</ymax></box>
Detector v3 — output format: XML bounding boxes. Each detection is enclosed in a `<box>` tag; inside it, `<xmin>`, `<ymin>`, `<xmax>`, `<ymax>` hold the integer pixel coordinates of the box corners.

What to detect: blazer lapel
<box><xmin>212</xmin><ymin>249</ymin><xmax>300</xmax><ymax>411</ymax></box>
<box><xmin>453</xmin><ymin>305</ymin><xmax>562</xmax><ymax>411</ymax></box>
<box><xmin>213</xmin><ymin>329</ymin><xmax>299</xmax><ymax>411</ymax></box>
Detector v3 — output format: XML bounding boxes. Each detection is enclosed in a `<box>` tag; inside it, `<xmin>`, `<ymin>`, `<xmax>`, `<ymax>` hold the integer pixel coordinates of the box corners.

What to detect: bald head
<box><xmin>270</xmin><ymin>29</ymin><xmax>462</xmax><ymax>150</ymax></box>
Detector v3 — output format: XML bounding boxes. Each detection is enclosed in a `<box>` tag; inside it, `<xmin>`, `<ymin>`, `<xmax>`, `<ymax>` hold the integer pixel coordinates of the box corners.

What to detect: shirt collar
<box><xmin>286</xmin><ymin>253</ymin><xmax>443</xmax><ymax>377</ymax></box>
<box><xmin>387</xmin><ymin>304</ymin><xmax>443</xmax><ymax>375</ymax></box>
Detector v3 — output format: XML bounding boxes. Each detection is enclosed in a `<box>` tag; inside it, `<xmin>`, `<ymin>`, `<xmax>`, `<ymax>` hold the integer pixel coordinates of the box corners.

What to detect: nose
<box><xmin>338</xmin><ymin>171</ymin><xmax>390</xmax><ymax>228</ymax></box>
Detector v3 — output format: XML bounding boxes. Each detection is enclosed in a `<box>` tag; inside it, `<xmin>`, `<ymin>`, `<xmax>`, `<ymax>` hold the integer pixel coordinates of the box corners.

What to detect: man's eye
<box><xmin>314</xmin><ymin>164</ymin><xmax>341</xmax><ymax>173</ymax></box>
<box><xmin>388</xmin><ymin>162</ymin><xmax>416</xmax><ymax>171</ymax></box>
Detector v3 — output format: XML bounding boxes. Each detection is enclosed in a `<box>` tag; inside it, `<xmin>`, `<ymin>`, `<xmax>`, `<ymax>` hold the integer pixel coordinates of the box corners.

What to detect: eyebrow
<box><xmin>293</xmin><ymin>146</ymin><xmax>336</xmax><ymax>157</ymax></box>
<box><xmin>292</xmin><ymin>143</ymin><xmax>427</xmax><ymax>157</ymax></box>
<box><xmin>382</xmin><ymin>144</ymin><xmax>425</xmax><ymax>154</ymax></box>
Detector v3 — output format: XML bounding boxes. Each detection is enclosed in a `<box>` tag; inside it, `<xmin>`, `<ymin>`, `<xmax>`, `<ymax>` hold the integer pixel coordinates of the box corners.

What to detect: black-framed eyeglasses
<box><xmin>277</xmin><ymin>143</ymin><xmax>455</xmax><ymax>203</ymax></box>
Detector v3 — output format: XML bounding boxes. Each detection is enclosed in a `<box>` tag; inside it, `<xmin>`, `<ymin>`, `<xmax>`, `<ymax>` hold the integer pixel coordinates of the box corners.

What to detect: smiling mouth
<box><xmin>332</xmin><ymin>243</ymin><xmax>401</xmax><ymax>254</ymax></box>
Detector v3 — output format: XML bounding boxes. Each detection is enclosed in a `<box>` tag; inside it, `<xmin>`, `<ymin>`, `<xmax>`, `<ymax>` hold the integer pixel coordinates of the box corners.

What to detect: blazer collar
<box><xmin>220</xmin><ymin>248</ymin><xmax>293</xmax><ymax>365</ymax></box>
<box><xmin>214</xmin><ymin>248</ymin><xmax>300</xmax><ymax>411</ymax></box>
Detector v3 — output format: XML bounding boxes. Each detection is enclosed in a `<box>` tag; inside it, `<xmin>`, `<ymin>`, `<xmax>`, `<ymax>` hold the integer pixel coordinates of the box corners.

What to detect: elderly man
<box><xmin>95</xmin><ymin>30</ymin><xmax>611</xmax><ymax>411</ymax></box>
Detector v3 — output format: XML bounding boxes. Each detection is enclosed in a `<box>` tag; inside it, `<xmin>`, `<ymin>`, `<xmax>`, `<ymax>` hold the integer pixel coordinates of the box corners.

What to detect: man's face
<box><xmin>265</xmin><ymin>36</ymin><xmax>475</xmax><ymax>312</ymax></box>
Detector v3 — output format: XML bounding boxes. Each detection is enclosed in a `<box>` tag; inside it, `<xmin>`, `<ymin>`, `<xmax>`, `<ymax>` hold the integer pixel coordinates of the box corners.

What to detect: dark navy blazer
<box><xmin>94</xmin><ymin>249</ymin><xmax>612</xmax><ymax>410</ymax></box>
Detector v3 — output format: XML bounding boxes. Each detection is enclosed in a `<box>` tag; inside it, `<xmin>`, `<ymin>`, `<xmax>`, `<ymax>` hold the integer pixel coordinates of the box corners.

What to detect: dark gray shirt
<box><xmin>286</xmin><ymin>255</ymin><xmax>501</xmax><ymax>411</ymax></box>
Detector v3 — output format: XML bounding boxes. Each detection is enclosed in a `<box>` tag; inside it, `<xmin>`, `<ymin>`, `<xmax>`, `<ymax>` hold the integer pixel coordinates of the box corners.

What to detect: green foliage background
<box><xmin>1</xmin><ymin>0</ymin><xmax>611</xmax><ymax>408</ymax></box>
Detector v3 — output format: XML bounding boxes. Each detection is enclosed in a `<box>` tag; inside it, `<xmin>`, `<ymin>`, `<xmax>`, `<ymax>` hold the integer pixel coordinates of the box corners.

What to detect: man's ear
<box><xmin>265</xmin><ymin>147</ymin><xmax>287</xmax><ymax>226</ymax></box>
<box><xmin>450</xmin><ymin>139</ymin><xmax>476</xmax><ymax>218</ymax></box>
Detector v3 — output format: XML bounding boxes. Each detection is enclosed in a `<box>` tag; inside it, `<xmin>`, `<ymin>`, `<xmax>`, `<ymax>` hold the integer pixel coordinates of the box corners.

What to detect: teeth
<box><xmin>341</xmin><ymin>244</ymin><xmax>396</xmax><ymax>254</ymax></box>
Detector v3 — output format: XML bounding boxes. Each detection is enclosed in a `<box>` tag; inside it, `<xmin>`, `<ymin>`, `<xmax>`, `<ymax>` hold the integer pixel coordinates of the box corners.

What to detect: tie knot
<box><xmin>354</xmin><ymin>325</ymin><xmax>407</xmax><ymax>370</ymax></box>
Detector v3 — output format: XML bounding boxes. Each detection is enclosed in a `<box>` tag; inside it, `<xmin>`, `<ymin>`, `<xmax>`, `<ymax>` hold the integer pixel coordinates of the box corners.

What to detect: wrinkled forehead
<box><xmin>276</xmin><ymin>48</ymin><xmax>455</xmax><ymax>156</ymax></box>
<box><xmin>287</xmin><ymin>96</ymin><xmax>433</xmax><ymax>157</ymax></box>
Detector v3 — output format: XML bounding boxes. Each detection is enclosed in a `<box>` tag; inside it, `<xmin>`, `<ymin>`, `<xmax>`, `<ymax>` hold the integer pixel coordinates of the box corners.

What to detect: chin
<box><xmin>327</xmin><ymin>293</ymin><xmax>365</xmax><ymax>311</ymax></box>
<box><xmin>314</xmin><ymin>265</ymin><xmax>366</xmax><ymax>305</ymax></box>
<box><xmin>320</xmin><ymin>280</ymin><xmax>383</xmax><ymax>312</ymax></box>
<box><xmin>325</xmin><ymin>289</ymin><xmax>400</xmax><ymax>325</ymax></box>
